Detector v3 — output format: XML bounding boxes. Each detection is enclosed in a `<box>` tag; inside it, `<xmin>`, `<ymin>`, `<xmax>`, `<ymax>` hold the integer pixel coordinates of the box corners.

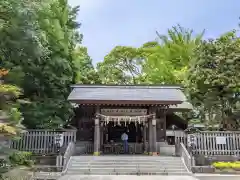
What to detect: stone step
<box><xmin>73</xmin><ymin>155</ymin><xmax>179</xmax><ymax>160</ymax></box>
<box><xmin>71</xmin><ymin>156</ymin><xmax>180</xmax><ymax>159</ymax></box>
<box><xmin>69</xmin><ymin>164</ymin><xmax>184</xmax><ymax>168</ymax></box>
<box><xmin>68</xmin><ymin>169</ymin><xmax>186</xmax><ymax>174</ymax></box>
<box><xmin>67</xmin><ymin>168</ymin><xmax>188</xmax><ymax>172</ymax></box>
<box><xmin>71</xmin><ymin>159</ymin><xmax>182</xmax><ymax>164</ymax></box>
<box><xmin>71</xmin><ymin>157</ymin><xmax>182</xmax><ymax>160</ymax></box>
<box><xmin>69</xmin><ymin>157</ymin><xmax>181</xmax><ymax>162</ymax></box>
<box><xmin>68</xmin><ymin>166</ymin><xmax>185</xmax><ymax>170</ymax></box>
<box><xmin>65</xmin><ymin>156</ymin><xmax>190</xmax><ymax>175</ymax></box>
<box><xmin>66</xmin><ymin>172</ymin><xmax>191</xmax><ymax>176</ymax></box>
<box><xmin>68</xmin><ymin>167</ymin><xmax>186</xmax><ymax>170</ymax></box>
<box><xmin>67</xmin><ymin>169</ymin><xmax>190</xmax><ymax>175</ymax></box>
<box><xmin>70</xmin><ymin>161</ymin><xmax>183</xmax><ymax>166</ymax></box>
<box><xmin>70</xmin><ymin>162</ymin><xmax>183</xmax><ymax>166</ymax></box>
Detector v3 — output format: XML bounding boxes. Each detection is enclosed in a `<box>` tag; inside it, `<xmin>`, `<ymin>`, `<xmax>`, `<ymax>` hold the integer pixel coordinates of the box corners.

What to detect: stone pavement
<box><xmin>196</xmin><ymin>174</ymin><xmax>240</xmax><ymax>180</ymax></box>
<box><xmin>58</xmin><ymin>174</ymin><xmax>240</xmax><ymax>180</ymax></box>
<box><xmin>58</xmin><ymin>175</ymin><xmax>198</xmax><ymax>180</ymax></box>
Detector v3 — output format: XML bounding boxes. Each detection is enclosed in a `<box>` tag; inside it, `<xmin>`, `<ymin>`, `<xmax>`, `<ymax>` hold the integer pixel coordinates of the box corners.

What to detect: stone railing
<box><xmin>179</xmin><ymin>142</ymin><xmax>194</xmax><ymax>172</ymax></box>
<box><xmin>61</xmin><ymin>142</ymin><xmax>75</xmax><ymax>174</ymax></box>
<box><xmin>31</xmin><ymin>142</ymin><xmax>76</xmax><ymax>179</ymax></box>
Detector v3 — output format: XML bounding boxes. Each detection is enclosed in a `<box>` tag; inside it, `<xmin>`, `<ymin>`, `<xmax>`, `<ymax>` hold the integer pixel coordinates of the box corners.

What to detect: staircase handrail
<box><xmin>62</xmin><ymin>142</ymin><xmax>75</xmax><ymax>174</ymax></box>
<box><xmin>179</xmin><ymin>142</ymin><xmax>194</xmax><ymax>172</ymax></box>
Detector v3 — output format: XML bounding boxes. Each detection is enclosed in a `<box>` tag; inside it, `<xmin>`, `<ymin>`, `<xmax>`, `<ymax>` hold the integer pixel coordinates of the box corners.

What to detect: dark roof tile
<box><xmin>68</xmin><ymin>85</ymin><xmax>187</xmax><ymax>104</ymax></box>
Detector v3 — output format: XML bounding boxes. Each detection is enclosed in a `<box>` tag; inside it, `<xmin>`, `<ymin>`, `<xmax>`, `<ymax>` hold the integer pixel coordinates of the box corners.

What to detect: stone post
<box><xmin>148</xmin><ymin>119</ymin><xmax>153</xmax><ymax>155</ymax></box>
<box><xmin>152</xmin><ymin>113</ymin><xmax>157</xmax><ymax>156</ymax></box>
<box><xmin>143</xmin><ymin>123</ymin><xmax>147</xmax><ymax>153</ymax></box>
<box><xmin>94</xmin><ymin>108</ymin><xmax>100</xmax><ymax>156</ymax></box>
<box><xmin>100</xmin><ymin>123</ymin><xmax>104</xmax><ymax>153</ymax></box>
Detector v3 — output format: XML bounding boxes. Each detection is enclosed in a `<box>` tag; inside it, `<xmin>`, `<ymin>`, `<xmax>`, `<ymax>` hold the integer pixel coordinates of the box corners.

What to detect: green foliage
<box><xmin>8</xmin><ymin>108</ymin><xmax>22</xmax><ymax>124</ymax></box>
<box><xmin>21</xmin><ymin>99</ymin><xmax>74</xmax><ymax>129</ymax></box>
<box><xmin>73</xmin><ymin>47</ymin><xmax>101</xmax><ymax>84</ymax></box>
<box><xmin>97</xmin><ymin>25</ymin><xmax>204</xmax><ymax>87</ymax></box>
<box><xmin>157</xmin><ymin>24</ymin><xmax>204</xmax><ymax>68</ymax></box>
<box><xmin>0</xmin><ymin>0</ymin><xmax>239</xmax><ymax>133</ymax></box>
<box><xmin>97</xmin><ymin>46</ymin><xmax>143</xmax><ymax>84</ymax></box>
<box><xmin>187</xmin><ymin>31</ymin><xmax>240</xmax><ymax>127</ymax></box>
<box><xmin>141</xmin><ymin>25</ymin><xmax>204</xmax><ymax>85</ymax></box>
<box><xmin>212</xmin><ymin>161</ymin><xmax>240</xmax><ymax>170</ymax></box>
<box><xmin>0</xmin><ymin>0</ymin><xmax>87</xmax><ymax>129</ymax></box>
<box><xmin>0</xmin><ymin>85</ymin><xmax>21</xmax><ymax>98</ymax></box>
<box><xmin>8</xmin><ymin>151</ymin><xmax>33</xmax><ymax>167</ymax></box>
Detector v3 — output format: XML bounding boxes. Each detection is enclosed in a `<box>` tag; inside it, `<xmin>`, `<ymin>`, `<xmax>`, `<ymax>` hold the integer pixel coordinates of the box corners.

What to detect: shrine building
<box><xmin>68</xmin><ymin>85</ymin><xmax>192</xmax><ymax>155</ymax></box>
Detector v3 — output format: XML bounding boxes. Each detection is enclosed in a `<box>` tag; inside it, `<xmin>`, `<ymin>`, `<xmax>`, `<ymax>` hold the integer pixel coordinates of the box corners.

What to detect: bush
<box><xmin>212</xmin><ymin>161</ymin><xmax>240</xmax><ymax>170</ymax></box>
<box><xmin>8</xmin><ymin>151</ymin><xmax>34</xmax><ymax>166</ymax></box>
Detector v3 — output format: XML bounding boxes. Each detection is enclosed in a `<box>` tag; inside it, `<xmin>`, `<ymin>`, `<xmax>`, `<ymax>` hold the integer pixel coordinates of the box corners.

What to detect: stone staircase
<box><xmin>65</xmin><ymin>156</ymin><xmax>191</xmax><ymax>175</ymax></box>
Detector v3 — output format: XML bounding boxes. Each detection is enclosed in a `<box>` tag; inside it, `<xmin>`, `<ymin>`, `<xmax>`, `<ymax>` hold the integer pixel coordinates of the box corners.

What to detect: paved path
<box><xmin>58</xmin><ymin>175</ymin><xmax>197</xmax><ymax>180</ymax></box>
<box><xmin>195</xmin><ymin>174</ymin><xmax>240</xmax><ymax>180</ymax></box>
<box><xmin>58</xmin><ymin>174</ymin><xmax>240</xmax><ymax>180</ymax></box>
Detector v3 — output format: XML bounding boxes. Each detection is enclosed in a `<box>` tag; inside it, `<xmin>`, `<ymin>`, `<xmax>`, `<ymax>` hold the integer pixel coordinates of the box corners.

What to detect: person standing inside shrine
<box><xmin>121</xmin><ymin>131</ymin><xmax>128</xmax><ymax>153</ymax></box>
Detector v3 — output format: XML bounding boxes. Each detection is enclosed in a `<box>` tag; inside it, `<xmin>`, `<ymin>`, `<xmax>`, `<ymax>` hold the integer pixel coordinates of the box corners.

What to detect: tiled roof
<box><xmin>68</xmin><ymin>85</ymin><xmax>187</xmax><ymax>105</ymax></box>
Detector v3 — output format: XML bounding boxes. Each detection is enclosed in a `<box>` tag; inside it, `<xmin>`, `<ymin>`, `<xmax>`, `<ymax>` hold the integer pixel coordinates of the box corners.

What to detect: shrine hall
<box><xmin>68</xmin><ymin>85</ymin><xmax>192</xmax><ymax>155</ymax></box>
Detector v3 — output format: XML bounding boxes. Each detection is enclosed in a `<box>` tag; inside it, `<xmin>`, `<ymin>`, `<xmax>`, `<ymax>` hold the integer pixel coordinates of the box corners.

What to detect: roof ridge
<box><xmin>71</xmin><ymin>85</ymin><xmax>182</xmax><ymax>89</ymax></box>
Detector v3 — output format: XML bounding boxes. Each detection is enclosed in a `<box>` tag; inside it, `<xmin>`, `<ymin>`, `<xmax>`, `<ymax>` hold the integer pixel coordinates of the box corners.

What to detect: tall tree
<box><xmin>0</xmin><ymin>0</ymin><xmax>83</xmax><ymax>129</ymax></box>
<box><xmin>187</xmin><ymin>31</ymin><xmax>240</xmax><ymax>128</ymax></box>
<box><xmin>97</xmin><ymin>46</ymin><xmax>143</xmax><ymax>84</ymax></box>
<box><xmin>141</xmin><ymin>25</ymin><xmax>204</xmax><ymax>85</ymax></box>
<box><xmin>73</xmin><ymin>47</ymin><xmax>100</xmax><ymax>84</ymax></box>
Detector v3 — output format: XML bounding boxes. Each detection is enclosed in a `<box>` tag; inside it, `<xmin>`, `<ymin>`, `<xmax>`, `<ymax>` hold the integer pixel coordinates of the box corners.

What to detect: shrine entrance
<box><xmin>68</xmin><ymin>85</ymin><xmax>190</xmax><ymax>156</ymax></box>
<box><xmin>97</xmin><ymin>108</ymin><xmax>151</xmax><ymax>154</ymax></box>
<box><xmin>106</xmin><ymin>122</ymin><xmax>142</xmax><ymax>143</ymax></box>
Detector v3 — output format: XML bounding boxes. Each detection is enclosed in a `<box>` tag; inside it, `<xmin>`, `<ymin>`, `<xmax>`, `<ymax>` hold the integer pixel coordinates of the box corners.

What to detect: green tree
<box><xmin>97</xmin><ymin>46</ymin><xmax>143</xmax><ymax>84</ymax></box>
<box><xmin>73</xmin><ymin>47</ymin><xmax>100</xmax><ymax>84</ymax></box>
<box><xmin>0</xmin><ymin>0</ymin><xmax>83</xmax><ymax>129</ymax></box>
<box><xmin>187</xmin><ymin>31</ymin><xmax>240</xmax><ymax>128</ymax></box>
<box><xmin>0</xmin><ymin>68</ymin><xmax>27</xmax><ymax>178</ymax></box>
<box><xmin>141</xmin><ymin>25</ymin><xmax>204</xmax><ymax>85</ymax></box>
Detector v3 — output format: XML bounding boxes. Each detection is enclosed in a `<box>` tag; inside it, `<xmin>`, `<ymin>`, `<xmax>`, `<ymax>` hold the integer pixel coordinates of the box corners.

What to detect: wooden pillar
<box><xmin>94</xmin><ymin>107</ymin><xmax>100</xmax><ymax>156</ymax></box>
<box><xmin>100</xmin><ymin>123</ymin><xmax>104</xmax><ymax>153</ymax></box>
<box><xmin>148</xmin><ymin>119</ymin><xmax>153</xmax><ymax>155</ymax></box>
<box><xmin>158</xmin><ymin>109</ymin><xmax>167</xmax><ymax>142</ymax></box>
<box><xmin>152</xmin><ymin>113</ymin><xmax>157</xmax><ymax>155</ymax></box>
<box><xmin>162</xmin><ymin>114</ymin><xmax>166</xmax><ymax>141</ymax></box>
<box><xmin>136</xmin><ymin>124</ymin><xmax>138</xmax><ymax>142</ymax></box>
<box><xmin>143</xmin><ymin>123</ymin><xmax>147</xmax><ymax>153</ymax></box>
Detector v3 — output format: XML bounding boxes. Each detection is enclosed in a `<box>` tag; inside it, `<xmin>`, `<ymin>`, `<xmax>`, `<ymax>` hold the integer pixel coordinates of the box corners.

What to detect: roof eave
<box><xmin>68</xmin><ymin>99</ymin><xmax>184</xmax><ymax>105</ymax></box>
<box><xmin>70</xmin><ymin>84</ymin><xmax>183</xmax><ymax>89</ymax></box>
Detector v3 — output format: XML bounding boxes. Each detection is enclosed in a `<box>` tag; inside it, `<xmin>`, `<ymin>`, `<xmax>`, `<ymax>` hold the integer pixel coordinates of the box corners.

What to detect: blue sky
<box><xmin>68</xmin><ymin>0</ymin><xmax>240</xmax><ymax>64</ymax></box>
